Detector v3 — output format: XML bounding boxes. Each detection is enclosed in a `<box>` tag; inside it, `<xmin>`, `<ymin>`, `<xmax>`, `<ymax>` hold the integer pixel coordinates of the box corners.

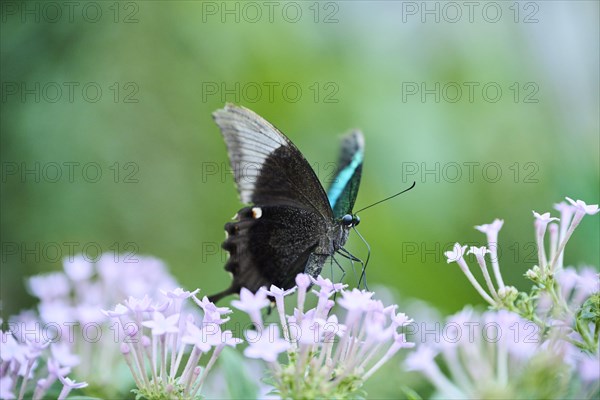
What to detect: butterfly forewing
<box><xmin>213</xmin><ymin>104</ymin><xmax>333</xmax><ymax>219</ymax></box>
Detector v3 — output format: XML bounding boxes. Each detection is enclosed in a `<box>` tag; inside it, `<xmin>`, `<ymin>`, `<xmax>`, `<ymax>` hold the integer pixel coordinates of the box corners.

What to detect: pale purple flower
<box><xmin>565</xmin><ymin>197</ymin><xmax>600</xmax><ymax>215</ymax></box>
<box><xmin>295</xmin><ymin>273</ymin><xmax>311</xmax><ymax>290</ymax></box>
<box><xmin>548</xmin><ymin>197</ymin><xmax>599</xmax><ymax>272</ymax></box>
<box><xmin>76</xmin><ymin>303</ymin><xmax>106</xmax><ymax>324</ymax></box>
<box><xmin>444</xmin><ymin>243</ymin><xmax>467</xmax><ymax>263</ymax></box>
<box><xmin>38</xmin><ymin>301</ymin><xmax>74</xmax><ymax>325</ymax></box>
<box><xmin>475</xmin><ymin>218</ymin><xmax>504</xmax><ymax>232</ymax></box>
<box><xmin>96</xmin><ymin>254</ymin><xmax>121</xmax><ymax>281</ymax></box>
<box><xmin>364</xmin><ymin>318</ymin><xmax>393</xmax><ymax>342</ymax></box>
<box><xmin>475</xmin><ymin>219</ymin><xmax>505</xmax><ymax>289</ymax></box>
<box><xmin>0</xmin><ymin>331</ymin><xmax>22</xmax><ymax>362</ymax></box>
<box><xmin>161</xmin><ymin>287</ymin><xmax>199</xmax><ymax>300</ymax></box>
<box><xmin>576</xmin><ymin>267</ymin><xmax>600</xmax><ymax>297</ymax></box>
<box><xmin>193</xmin><ymin>295</ymin><xmax>232</xmax><ymax>324</ymax></box>
<box><xmin>231</xmin><ymin>288</ymin><xmax>270</xmax><ymax>313</ymax></box>
<box><xmin>390</xmin><ymin>332</ymin><xmax>414</xmax><ymax>352</ymax></box>
<box><xmin>337</xmin><ymin>288</ymin><xmax>374</xmax><ymax>311</ymax></box>
<box><xmin>181</xmin><ymin>321</ymin><xmax>213</xmax><ymax>352</ymax></box>
<box><xmin>124</xmin><ymin>295</ymin><xmax>153</xmax><ymax>313</ymax></box>
<box><xmin>310</xmin><ymin>276</ymin><xmax>346</xmax><ymax>294</ymax></box>
<box><xmin>57</xmin><ymin>375</ymin><xmax>88</xmax><ymax>400</ymax></box>
<box><xmin>445</xmin><ymin>243</ymin><xmax>495</xmax><ymax>305</ymax></box>
<box><xmin>321</xmin><ymin>314</ymin><xmax>346</xmax><ymax>340</ymax></box>
<box><xmin>244</xmin><ymin>325</ymin><xmax>290</xmax><ymax>363</ymax></box>
<box><xmin>101</xmin><ymin>303</ymin><xmax>129</xmax><ymax>318</ymax></box>
<box><xmin>231</xmin><ymin>287</ymin><xmax>270</xmax><ymax>328</ymax></box>
<box><xmin>295</xmin><ymin>318</ymin><xmax>325</xmax><ymax>345</ymax></box>
<box><xmin>467</xmin><ymin>246</ymin><xmax>498</xmax><ymax>300</ymax></box>
<box><xmin>27</xmin><ymin>273</ymin><xmax>70</xmax><ymax>300</ymax></box>
<box><xmin>475</xmin><ymin>218</ymin><xmax>504</xmax><ymax>238</ymax></box>
<box><xmin>578</xmin><ymin>354</ymin><xmax>600</xmax><ymax>382</ymax></box>
<box><xmin>0</xmin><ymin>377</ymin><xmax>15</xmax><ymax>399</ymax></box>
<box><xmin>142</xmin><ymin>312</ymin><xmax>180</xmax><ymax>336</ymax></box>
<box><xmin>532</xmin><ymin>211</ymin><xmax>560</xmax><ymax>270</ymax></box>
<box><xmin>16</xmin><ymin>253</ymin><xmax>186</xmax><ymax>396</ymax></box>
<box><xmin>266</xmin><ymin>285</ymin><xmax>297</xmax><ymax>300</ymax></box>
<box><xmin>22</xmin><ymin>338</ymin><xmax>49</xmax><ymax>362</ymax></box>
<box><xmin>63</xmin><ymin>255</ymin><xmax>93</xmax><ymax>281</ymax></box>
<box><xmin>533</xmin><ymin>211</ymin><xmax>559</xmax><ymax>224</ymax></box>
<box><xmin>47</xmin><ymin>358</ymin><xmax>71</xmax><ymax>378</ymax></box>
<box><xmin>554</xmin><ymin>202</ymin><xmax>576</xmax><ymax>236</ymax></box>
<box><xmin>220</xmin><ymin>330</ymin><xmax>243</xmax><ymax>347</ymax></box>
<box><xmin>557</xmin><ymin>267</ymin><xmax>600</xmax><ymax>309</ymax></box>
<box><xmin>392</xmin><ymin>312</ymin><xmax>413</xmax><ymax>327</ymax></box>
<box><xmin>487</xmin><ymin>310</ymin><xmax>539</xmax><ymax>359</ymax></box>
<box><xmin>554</xmin><ymin>201</ymin><xmax>575</xmax><ymax>217</ymax></box>
<box><xmin>405</xmin><ymin>345</ymin><xmax>439</xmax><ymax>373</ymax></box>
<box><xmin>467</xmin><ymin>245</ymin><xmax>489</xmax><ymax>258</ymax></box>
<box><xmin>51</xmin><ymin>342</ymin><xmax>80</xmax><ymax>367</ymax></box>
<box><xmin>240</xmin><ymin>273</ymin><xmax>414</xmax><ymax>398</ymax></box>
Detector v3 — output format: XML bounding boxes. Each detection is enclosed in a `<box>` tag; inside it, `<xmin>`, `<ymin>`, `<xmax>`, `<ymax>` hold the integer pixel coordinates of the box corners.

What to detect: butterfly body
<box><xmin>208</xmin><ymin>104</ymin><xmax>363</xmax><ymax>303</ymax></box>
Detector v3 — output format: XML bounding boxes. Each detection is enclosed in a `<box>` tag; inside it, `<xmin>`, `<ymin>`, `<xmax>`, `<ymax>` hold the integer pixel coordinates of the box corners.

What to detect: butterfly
<box><xmin>208</xmin><ymin>104</ymin><xmax>364</xmax><ymax>303</ymax></box>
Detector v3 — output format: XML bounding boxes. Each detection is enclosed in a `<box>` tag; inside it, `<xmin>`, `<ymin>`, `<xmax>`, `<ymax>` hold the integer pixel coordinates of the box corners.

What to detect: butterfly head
<box><xmin>341</xmin><ymin>213</ymin><xmax>360</xmax><ymax>228</ymax></box>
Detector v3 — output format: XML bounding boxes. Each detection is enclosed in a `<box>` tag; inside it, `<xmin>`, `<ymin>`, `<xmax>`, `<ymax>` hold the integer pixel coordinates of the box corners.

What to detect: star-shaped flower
<box><xmin>532</xmin><ymin>211</ymin><xmax>559</xmax><ymax>223</ymax></box>
<box><xmin>142</xmin><ymin>312</ymin><xmax>180</xmax><ymax>336</ymax></box>
<box><xmin>101</xmin><ymin>303</ymin><xmax>129</xmax><ymax>318</ymax></box>
<box><xmin>565</xmin><ymin>197</ymin><xmax>600</xmax><ymax>215</ymax></box>
<box><xmin>444</xmin><ymin>243</ymin><xmax>467</xmax><ymax>263</ymax></box>
<box><xmin>58</xmin><ymin>376</ymin><xmax>88</xmax><ymax>389</ymax></box>
<box><xmin>266</xmin><ymin>285</ymin><xmax>297</xmax><ymax>300</ymax></box>
<box><xmin>475</xmin><ymin>219</ymin><xmax>504</xmax><ymax>236</ymax></box>
<box><xmin>337</xmin><ymin>288</ymin><xmax>374</xmax><ymax>311</ymax></box>
<box><xmin>243</xmin><ymin>325</ymin><xmax>290</xmax><ymax>363</ymax></box>
<box><xmin>161</xmin><ymin>287</ymin><xmax>199</xmax><ymax>299</ymax></box>
<box><xmin>231</xmin><ymin>288</ymin><xmax>270</xmax><ymax>314</ymax></box>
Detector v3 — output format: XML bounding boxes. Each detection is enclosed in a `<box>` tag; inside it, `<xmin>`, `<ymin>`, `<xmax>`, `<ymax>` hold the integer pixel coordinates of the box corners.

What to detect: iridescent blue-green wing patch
<box><xmin>327</xmin><ymin>130</ymin><xmax>364</xmax><ymax>219</ymax></box>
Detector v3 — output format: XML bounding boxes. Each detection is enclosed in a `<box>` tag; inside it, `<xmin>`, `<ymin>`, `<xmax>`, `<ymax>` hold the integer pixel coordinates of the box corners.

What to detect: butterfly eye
<box><xmin>353</xmin><ymin>215</ymin><xmax>360</xmax><ymax>226</ymax></box>
<box><xmin>341</xmin><ymin>214</ymin><xmax>353</xmax><ymax>226</ymax></box>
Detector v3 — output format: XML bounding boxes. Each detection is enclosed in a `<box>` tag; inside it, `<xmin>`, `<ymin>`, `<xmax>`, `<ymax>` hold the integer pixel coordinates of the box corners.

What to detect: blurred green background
<box><xmin>1</xmin><ymin>1</ymin><xmax>598</xmax><ymax>396</ymax></box>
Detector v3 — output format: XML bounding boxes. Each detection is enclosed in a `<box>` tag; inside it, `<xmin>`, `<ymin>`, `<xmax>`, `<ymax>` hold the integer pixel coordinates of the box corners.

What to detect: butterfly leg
<box><xmin>351</xmin><ymin>227</ymin><xmax>371</xmax><ymax>290</ymax></box>
<box><xmin>337</xmin><ymin>247</ymin><xmax>367</xmax><ymax>290</ymax></box>
<box><xmin>329</xmin><ymin>256</ymin><xmax>346</xmax><ymax>301</ymax></box>
<box><xmin>336</xmin><ymin>247</ymin><xmax>357</xmax><ymax>281</ymax></box>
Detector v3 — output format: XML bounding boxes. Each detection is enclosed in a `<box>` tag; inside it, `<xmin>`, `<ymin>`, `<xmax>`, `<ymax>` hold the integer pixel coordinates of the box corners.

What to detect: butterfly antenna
<box><xmin>354</xmin><ymin>181</ymin><xmax>416</xmax><ymax>214</ymax></box>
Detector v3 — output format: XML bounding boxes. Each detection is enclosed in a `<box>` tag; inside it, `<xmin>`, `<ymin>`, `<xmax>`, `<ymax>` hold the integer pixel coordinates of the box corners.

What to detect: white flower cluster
<box><xmin>232</xmin><ymin>274</ymin><xmax>414</xmax><ymax>398</ymax></box>
<box><xmin>104</xmin><ymin>289</ymin><xmax>241</xmax><ymax>399</ymax></box>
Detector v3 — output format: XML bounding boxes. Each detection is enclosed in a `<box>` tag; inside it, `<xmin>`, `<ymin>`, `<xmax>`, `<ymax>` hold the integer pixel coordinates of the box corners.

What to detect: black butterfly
<box><xmin>208</xmin><ymin>104</ymin><xmax>364</xmax><ymax>303</ymax></box>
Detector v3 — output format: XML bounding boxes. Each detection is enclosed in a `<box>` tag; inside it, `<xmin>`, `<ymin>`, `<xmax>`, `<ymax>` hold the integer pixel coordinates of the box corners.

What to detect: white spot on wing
<box><xmin>251</xmin><ymin>207</ymin><xmax>262</xmax><ymax>219</ymax></box>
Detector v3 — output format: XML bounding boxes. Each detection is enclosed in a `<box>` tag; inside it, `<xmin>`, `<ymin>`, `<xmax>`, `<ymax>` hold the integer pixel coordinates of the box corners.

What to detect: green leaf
<box><xmin>579</xmin><ymin>293</ymin><xmax>600</xmax><ymax>323</ymax></box>
<box><xmin>219</xmin><ymin>347</ymin><xmax>258</xmax><ymax>399</ymax></box>
<box><xmin>400</xmin><ymin>385</ymin><xmax>423</xmax><ymax>400</ymax></box>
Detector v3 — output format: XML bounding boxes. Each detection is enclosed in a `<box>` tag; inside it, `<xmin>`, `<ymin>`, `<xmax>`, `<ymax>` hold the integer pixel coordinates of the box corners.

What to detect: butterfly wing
<box><xmin>209</xmin><ymin>104</ymin><xmax>333</xmax><ymax>301</ymax></box>
<box><xmin>327</xmin><ymin>130</ymin><xmax>364</xmax><ymax>219</ymax></box>
<box><xmin>214</xmin><ymin>206</ymin><xmax>328</xmax><ymax>301</ymax></box>
<box><xmin>213</xmin><ymin>104</ymin><xmax>333</xmax><ymax>219</ymax></box>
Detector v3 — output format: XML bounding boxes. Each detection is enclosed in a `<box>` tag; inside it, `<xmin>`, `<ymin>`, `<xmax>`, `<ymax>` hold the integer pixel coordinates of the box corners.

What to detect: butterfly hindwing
<box><xmin>328</xmin><ymin>130</ymin><xmax>364</xmax><ymax>219</ymax></box>
<box><xmin>220</xmin><ymin>205</ymin><xmax>329</xmax><ymax>299</ymax></box>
